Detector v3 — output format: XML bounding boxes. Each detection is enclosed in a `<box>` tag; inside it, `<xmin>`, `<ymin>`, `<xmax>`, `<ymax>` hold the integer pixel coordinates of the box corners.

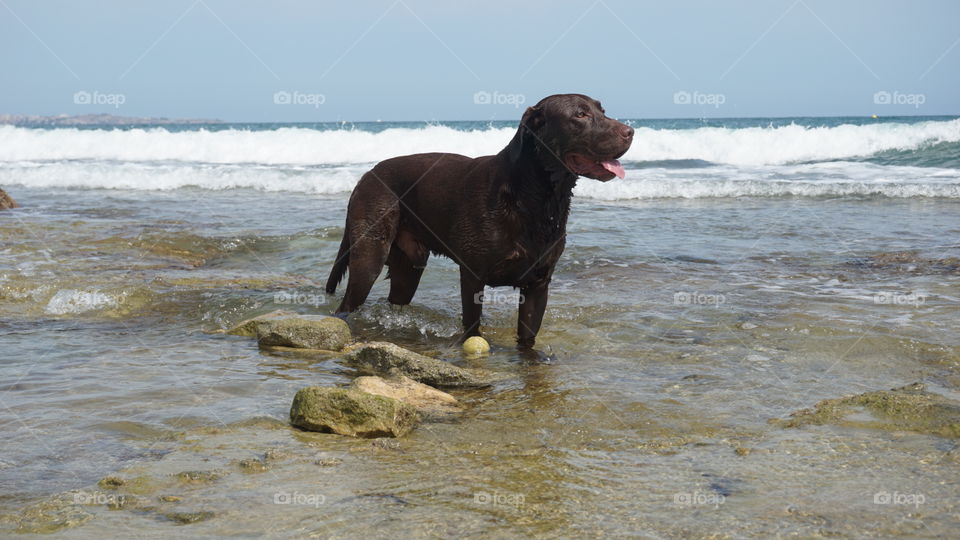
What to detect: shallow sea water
<box><xmin>1</xmin><ymin>184</ymin><xmax>958</xmax><ymax>537</ymax></box>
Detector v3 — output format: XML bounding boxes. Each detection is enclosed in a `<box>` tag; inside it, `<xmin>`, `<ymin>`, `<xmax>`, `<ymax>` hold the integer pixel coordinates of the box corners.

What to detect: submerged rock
<box><xmin>174</xmin><ymin>470</ymin><xmax>223</xmax><ymax>484</ymax></box>
<box><xmin>237</xmin><ymin>458</ymin><xmax>268</xmax><ymax>473</ymax></box>
<box><xmin>859</xmin><ymin>251</ymin><xmax>960</xmax><ymax>274</ymax></box>
<box><xmin>344</xmin><ymin>342</ymin><xmax>506</xmax><ymax>388</ymax></box>
<box><xmin>132</xmin><ymin>233</ymin><xmax>228</xmax><ymax>267</ymax></box>
<box><xmin>225</xmin><ymin>309</ymin><xmax>300</xmax><ymax>337</ymax></box>
<box><xmin>290</xmin><ymin>386</ymin><xmax>419</xmax><ymax>438</ymax></box>
<box><xmin>350</xmin><ymin>375</ymin><xmax>463</xmax><ymax>417</ymax></box>
<box><xmin>164</xmin><ymin>510</ymin><xmax>215</xmax><ymax>524</ymax></box>
<box><xmin>10</xmin><ymin>492</ymin><xmax>93</xmax><ymax>534</ymax></box>
<box><xmin>0</xmin><ymin>188</ymin><xmax>18</xmax><ymax>210</ymax></box>
<box><xmin>256</xmin><ymin>315</ymin><xmax>352</xmax><ymax>350</ymax></box>
<box><xmin>775</xmin><ymin>382</ymin><xmax>960</xmax><ymax>438</ymax></box>
<box><xmin>97</xmin><ymin>476</ymin><xmax>126</xmax><ymax>490</ymax></box>
<box><xmin>96</xmin><ymin>474</ymin><xmax>156</xmax><ymax>495</ymax></box>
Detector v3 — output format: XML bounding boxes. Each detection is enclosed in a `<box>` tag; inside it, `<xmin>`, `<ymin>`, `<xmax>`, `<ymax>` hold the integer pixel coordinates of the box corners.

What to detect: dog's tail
<box><xmin>325</xmin><ymin>231</ymin><xmax>350</xmax><ymax>294</ymax></box>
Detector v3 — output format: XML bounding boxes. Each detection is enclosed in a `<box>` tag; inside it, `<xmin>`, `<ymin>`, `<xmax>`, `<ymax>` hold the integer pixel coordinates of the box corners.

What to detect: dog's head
<box><xmin>506</xmin><ymin>94</ymin><xmax>633</xmax><ymax>181</ymax></box>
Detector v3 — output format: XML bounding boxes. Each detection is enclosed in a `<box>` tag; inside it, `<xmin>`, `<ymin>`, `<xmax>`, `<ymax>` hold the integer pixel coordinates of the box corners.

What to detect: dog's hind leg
<box><xmin>335</xmin><ymin>201</ymin><xmax>399</xmax><ymax>314</ymax></box>
<box><xmin>386</xmin><ymin>228</ymin><xmax>428</xmax><ymax>306</ymax></box>
<box><xmin>386</xmin><ymin>249</ymin><xmax>425</xmax><ymax>307</ymax></box>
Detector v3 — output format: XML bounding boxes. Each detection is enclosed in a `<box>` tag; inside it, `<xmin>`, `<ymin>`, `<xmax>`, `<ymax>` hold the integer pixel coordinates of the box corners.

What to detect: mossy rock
<box><xmin>174</xmin><ymin>470</ymin><xmax>223</xmax><ymax>484</ymax></box>
<box><xmin>132</xmin><ymin>233</ymin><xmax>226</xmax><ymax>267</ymax></box>
<box><xmin>343</xmin><ymin>342</ymin><xmax>507</xmax><ymax>388</ymax></box>
<box><xmin>290</xmin><ymin>387</ymin><xmax>419</xmax><ymax>438</ymax></box>
<box><xmin>164</xmin><ymin>510</ymin><xmax>215</xmax><ymax>524</ymax></box>
<box><xmin>350</xmin><ymin>375</ymin><xmax>463</xmax><ymax>417</ymax></box>
<box><xmin>97</xmin><ymin>476</ymin><xmax>126</xmax><ymax>490</ymax></box>
<box><xmin>225</xmin><ymin>310</ymin><xmax>300</xmax><ymax>337</ymax></box>
<box><xmin>861</xmin><ymin>251</ymin><xmax>960</xmax><ymax>273</ymax></box>
<box><xmin>775</xmin><ymin>382</ymin><xmax>960</xmax><ymax>438</ymax></box>
<box><xmin>0</xmin><ymin>188</ymin><xmax>19</xmax><ymax>210</ymax></box>
<box><xmin>11</xmin><ymin>493</ymin><xmax>93</xmax><ymax>534</ymax></box>
<box><xmin>256</xmin><ymin>315</ymin><xmax>351</xmax><ymax>350</ymax></box>
<box><xmin>237</xmin><ymin>458</ymin><xmax>269</xmax><ymax>473</ymax></box>
<box><xmin>96</xmin><ymin>474</ymin><xmax>156</xmax><ymax>495</ymax></box>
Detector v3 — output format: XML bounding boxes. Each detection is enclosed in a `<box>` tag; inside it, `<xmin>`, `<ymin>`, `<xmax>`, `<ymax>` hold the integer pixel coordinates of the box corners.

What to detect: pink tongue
<box><xmin>601</xmin><ymin>159</ymin><xmax>625</xmax><ymax>179</ymax></box>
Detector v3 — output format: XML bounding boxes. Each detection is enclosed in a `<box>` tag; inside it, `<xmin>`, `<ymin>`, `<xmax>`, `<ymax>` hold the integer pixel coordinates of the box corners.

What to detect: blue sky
<box><xmin>2</xmin><ymin>0</ymin><xmax>958</xmax><ymax>121</ymax></box>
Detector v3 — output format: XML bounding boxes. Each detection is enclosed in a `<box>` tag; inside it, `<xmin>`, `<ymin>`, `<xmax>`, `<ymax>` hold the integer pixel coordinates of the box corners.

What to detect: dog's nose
<box><xmin>618</xmin><ymin>124</ymin><xmax>634</xmax><ymax>139</ymax></box>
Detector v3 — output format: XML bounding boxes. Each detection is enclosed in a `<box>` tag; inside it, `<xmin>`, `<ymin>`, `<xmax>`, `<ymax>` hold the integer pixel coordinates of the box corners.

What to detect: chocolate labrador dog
<box><xmin>325</xmin><ymin>94</ymin><xmax>633</xmax><ymax>348</ymax></box>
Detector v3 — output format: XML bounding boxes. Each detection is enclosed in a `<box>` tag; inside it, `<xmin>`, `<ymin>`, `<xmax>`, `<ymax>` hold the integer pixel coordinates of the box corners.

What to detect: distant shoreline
<box><xmin>1</xmin><ymin>113</ymin><xmax>957</xmax><ymax>127</ymax></box>
<box><xmin>0</xmin><ymin>113</ymin><xmax>222</xmax><ymax>127</ymax></box>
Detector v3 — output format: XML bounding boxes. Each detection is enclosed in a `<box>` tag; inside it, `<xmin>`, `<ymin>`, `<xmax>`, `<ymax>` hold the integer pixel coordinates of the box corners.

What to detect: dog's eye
<box><xmin>575</xmin><ymin>111</ymin><xmax>590</xmax><ymax>119</ymax></box>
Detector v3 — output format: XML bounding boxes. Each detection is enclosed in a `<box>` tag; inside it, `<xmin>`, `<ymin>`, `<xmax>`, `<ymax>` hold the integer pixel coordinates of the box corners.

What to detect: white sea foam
<box><xmin>1</xmin><ymin>161</ymin><xmax>365</xmax><ymax>193</ymax></box>
<box><xmin>0</xmin><ymin>125</ymin><xmax>515</xmax><ymax>165</ymax></box>
<box><xmin>2</xmin><ymin>119</ymin><xmax>958</xmax><ymax>166</ymax></box>
<box><xmin>4</xmin><ymin>159</ymin><xmax>955</xmax><ymax>199</ymax></box>
<box><xmin>2</xmin><ymin>119</ymin><xmax>959</xmax><ymax>198</ymax></box>
<box><xmin>626</xmin><ymin>119</ymin><xmax>960</xmax><ymax>165</ymax></box>
<box><xmin>45</xmin><ymin>289</ymin><xmax>118</xmax><ymax>315</ymax></box>
<box><xmin>573</xmin><ymin>162</ymin><xmax>960</xmax><ymax>200</ymax></box>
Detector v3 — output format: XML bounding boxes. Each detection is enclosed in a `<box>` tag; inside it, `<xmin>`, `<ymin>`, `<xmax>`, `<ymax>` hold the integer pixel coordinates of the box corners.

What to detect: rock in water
<box><xmin>290</xmin><ymin>387</ymin><xmax>419</xmax><ymax>438</ymax></box>
<box><xmin>775</xmin><ymin>382</ymin><xmax>960</xmax><ymax>438</ymax></box>
<box><xmin>11</xmin><ymin>492</ymin><xmax>93</xmax><ymax>534</ymax></box>
<box><xmin>226</xmin><ymin>309</ymin><xmax>300</xmax><ymax>337</ymax></box>
<box><xmin>344</xmin><ymin>342</ymin><xmax>507</xmax><ymax>388</ymax></box>
<box><xmin>0</xmin><ymin>188</ymin><xmax>18</xmax><ymax>210</ymax></box>
<box><xmin>256</xmin><ymin>315</ymin><xmax>351</xmax><ymax>350</ymax></box>
<box><xmin>351</xmin><ymin>375</ymin><xmax>463</xmax><ymax>417</ymax></box>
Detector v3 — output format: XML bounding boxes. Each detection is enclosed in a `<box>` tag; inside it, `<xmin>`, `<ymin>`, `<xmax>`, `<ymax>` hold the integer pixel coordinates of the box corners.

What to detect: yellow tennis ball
<box><xmin>462</xmin><ymin>336</ymin><xmax>490</xmax><ymax>356</ymax></box>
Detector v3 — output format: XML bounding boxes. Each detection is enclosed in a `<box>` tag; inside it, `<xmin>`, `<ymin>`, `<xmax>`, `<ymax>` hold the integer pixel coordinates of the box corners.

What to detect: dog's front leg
<box><xmin>517</xmin><ymin>280</ymin><xmax>549</xmax><ymax>348</ymax></box>
<box><xmin>459</xmin><ymin>268</ymin><xmax>485</xmax><ymax>341</ymax></box>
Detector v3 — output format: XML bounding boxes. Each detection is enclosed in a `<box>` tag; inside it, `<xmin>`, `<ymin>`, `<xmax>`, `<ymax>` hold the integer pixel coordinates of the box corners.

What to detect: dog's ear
<box><xmin>506</xmin><ymin>105</ymin><xmax>544</xmax><ymax>163</ymax></box>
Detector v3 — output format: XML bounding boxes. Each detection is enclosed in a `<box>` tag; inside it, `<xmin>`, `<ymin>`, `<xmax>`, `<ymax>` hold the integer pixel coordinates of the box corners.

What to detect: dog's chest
<box><xmin>479</xmin><ymin>186</ymin><xmax>571</xmax><ymax>286</ymax></box>
<box><xmin>485</xmin><ymin>232</ymin><xmax>565</xmax><ymax>287</ymax></box>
